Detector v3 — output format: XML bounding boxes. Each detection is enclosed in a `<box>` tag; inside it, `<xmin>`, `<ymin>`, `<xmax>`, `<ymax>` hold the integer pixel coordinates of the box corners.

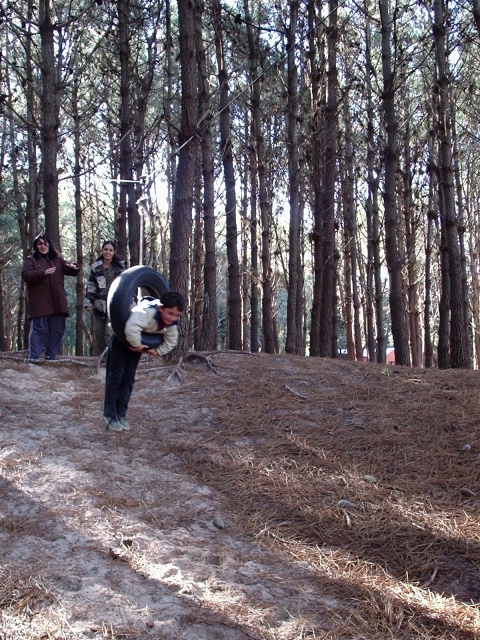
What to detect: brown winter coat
<box><xmin>22</xmin><ymin>254</ymin><xmax>80</xmax><ymax>319</ymax></box>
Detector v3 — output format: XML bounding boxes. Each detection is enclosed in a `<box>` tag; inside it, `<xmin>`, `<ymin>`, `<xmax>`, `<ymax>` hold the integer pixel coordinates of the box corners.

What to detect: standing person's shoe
<box><xmin>104</xmin><ymin>416</ymin><xmax>123</xmax><ymax>432</ymax></box>
<box><xmin>118</xmin><ymin>417</ymin><xmax>131</xmax><ymax>431</ymax></box>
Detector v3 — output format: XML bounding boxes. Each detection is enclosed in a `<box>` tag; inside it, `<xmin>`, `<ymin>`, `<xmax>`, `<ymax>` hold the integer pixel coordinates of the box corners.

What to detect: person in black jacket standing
<box><xmin>84</xmin><ymin>240</ymin><xmax>125</xmax><ymax>356</ymax></box>
<box><xmin>21</xmin><ymin>233</ymin><xmax>80</xmax><ymax>361</ymax></box>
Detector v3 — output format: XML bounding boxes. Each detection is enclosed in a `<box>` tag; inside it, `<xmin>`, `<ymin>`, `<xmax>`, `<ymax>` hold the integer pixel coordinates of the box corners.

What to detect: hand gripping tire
<box><xmin>107</xmin><ymin>265</ymin><xmax>170</xmax><ymax>349</ymax></box>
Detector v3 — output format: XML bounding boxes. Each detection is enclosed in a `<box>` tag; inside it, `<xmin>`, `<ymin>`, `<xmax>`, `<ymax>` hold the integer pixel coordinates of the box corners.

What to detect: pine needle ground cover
<box><xmin>0</xmin><ymin>352</ymin><xmax>479</xmax><ymax>639</ymax></box>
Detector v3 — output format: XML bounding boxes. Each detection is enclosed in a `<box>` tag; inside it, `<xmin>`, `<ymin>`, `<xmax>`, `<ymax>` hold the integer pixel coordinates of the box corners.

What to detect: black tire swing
<box><xmin>107</xmin><ymin>265</ymin><xmax>170</xmax><ymax>349</ymax></box>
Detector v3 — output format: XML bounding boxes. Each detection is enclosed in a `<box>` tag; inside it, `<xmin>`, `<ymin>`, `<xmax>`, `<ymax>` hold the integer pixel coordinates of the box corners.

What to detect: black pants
<box><xmin>104</xmin><ymin>336</ymin><xmax>142</xmax><ymax>420</ymax></box>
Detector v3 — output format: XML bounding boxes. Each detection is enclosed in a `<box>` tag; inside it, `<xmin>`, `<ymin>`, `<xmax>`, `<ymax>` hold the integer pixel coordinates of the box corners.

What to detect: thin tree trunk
<box><xmin>39</xmin><ymin>0</ymin><xmax>60</xmax><ymax>248</ymax></box>
<box><xmin>192</xmin><ymin>170</ymin><xmax>203</xmax><ymax>350</ymax></box>
<box><xmin>403</xmin><ymin>118</ymin><xmax>421</xmax><ymax>367</ymax></box>
<box><xmin>285</xmin><ymin>0</ymin><xmax>304</xmax><ymax>355</ymax></box>
<box><xmin>244</xmin><ymin>0</ymin><xmax>275</xmax><ymax>353</ymax></box>
<box><xmin>433</xmin><ymin>0</ymin><xmax>468</xmax><ymax>368</ymax></box>
<box><xmin>342</xmin><ymin>65</ymin><xmax>362</xmax><ymax>361</ymax></box>
<box><xmin>360</xmin><ymin>6</ymin><xmax>381</xmax><ymax>363</ymax></box>
<box><xmin>195</xmin><ymin>0</ymin><xmax>217</xmax><ymax>351</ymax></box>
<box><xmin>134</xmin><ymin>24</ymin><xmax>157</xmax><ymax>265</ymax></box>
<box><xmin>365</xmin><ymin>20</ymin><xmax>385</xmax><ymax>366</ymax></box>
<box><xmin>72</xmin><ymin>75</ymin><xmax>85</xmax><ymax>356</ymax></box>
<box><xmin>246</xmin><ymin>105</ymin><xmax>259</xmax><ymax>353</ymax></box>
<box><xmin>164</xmin><ymin>0</ymin><xmax>177</xmax><ymax>209</ymax></box>
<box><xmin>379</xmin><ymin>0</ymin><xmax>410</xmax><ymax>366</ymax></box>
<box><xmin>438</xmin><ymin>182</ymin><xmax>450</xmax><ymax>368</ymax></box>
<box><xmin>118</xmin><ymin>0</ymin><xmax>138</xmax><ymax>265</ymax></box>
<box><xmin>25</xmin><ymin>0</ymin><xmax>40</xmax><ymax>248</ymax></box>
<box><xmin>212</xmin><ymin>0</ymin><xmax>242</xmax><ymax>351</ymax></box>
<box><xmin>424</xmin><ymin>84</ymin><xmax>438</xmax><ymax>369</ymax></box>
<box><xmin>318</xmin><ymin>0</ymin><xmax>338</xmax><ymax>357</ymax></box>
<box><xmin>170</xmin><ymin>0</ymin><xmax>199</xmax><ymax>350</ymax></box>
<box><xmin>308</xmin><ymin>0</ymin><xmax>325</xmax><ymax>357</ymax></box>
<box><xmin>452</xmin><ymin>116</ymin><xmax>471</xmax><ymax>367</ymax></box>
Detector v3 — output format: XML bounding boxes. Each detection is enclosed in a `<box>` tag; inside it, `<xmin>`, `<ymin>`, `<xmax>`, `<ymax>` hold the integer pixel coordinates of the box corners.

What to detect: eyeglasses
<box><xmin>37</xmin><ymin>240</ymin><xmax>49</xmax><ymax>246</ymax></box>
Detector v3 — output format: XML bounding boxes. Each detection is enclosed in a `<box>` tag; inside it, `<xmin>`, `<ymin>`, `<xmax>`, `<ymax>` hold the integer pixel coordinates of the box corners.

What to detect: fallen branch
<box><xmin>167</xmin><ymin>356</ymin><xmax>184</xmax><ymax>383</ymax></box>
<box><xmin>183</xmin><ymin>351</ymin><xmax>219</xmax><ymax>375</ymax></box>
<box><xmin>284</xmin><ymin>384</ymin><xmax>308</xmax><ymax>399</ymax></box>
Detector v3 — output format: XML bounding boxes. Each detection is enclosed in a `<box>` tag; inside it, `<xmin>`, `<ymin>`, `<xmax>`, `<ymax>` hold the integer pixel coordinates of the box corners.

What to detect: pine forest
<box><xmin>1</xmin><ymin>0</ymin><xmax>480</xmax><ymax>368</ymax></box>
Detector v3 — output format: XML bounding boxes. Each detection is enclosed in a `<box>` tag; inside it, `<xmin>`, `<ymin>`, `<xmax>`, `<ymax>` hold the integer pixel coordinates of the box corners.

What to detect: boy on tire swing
<box><xmin>104</xmin><ymin>290</ymin><xmax>185</xmax><ymax>432</ymax></box>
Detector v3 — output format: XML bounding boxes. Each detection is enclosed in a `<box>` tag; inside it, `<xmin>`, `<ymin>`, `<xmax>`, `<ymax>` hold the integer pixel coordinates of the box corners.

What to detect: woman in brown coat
<box><xmin>21</xmin><ymin>233</ymin><xmax>80</xmax><ymax>361</ymax></box>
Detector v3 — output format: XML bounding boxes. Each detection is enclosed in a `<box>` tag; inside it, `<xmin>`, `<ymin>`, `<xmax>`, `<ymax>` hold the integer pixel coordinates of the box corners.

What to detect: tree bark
<box><xmin>364</xmin><ymin>7</ymin><xmax>385</xmax><ymax>364</ymax></box>
<box><xmin>318</xmin><ymin>0</ymin><xmax>338</xmax><ymax>357</ymax></box>
<box><xmin>342</xmin><ymin>63</ymin><xmax>362</xmax><ymax>361</ymax></box>
<box><xmin>39</xmin><ymin>0</ymin><xmax>60</xmax><ymax>248</ymax></box>
<box><xmin>244</xmin><ymin>0</ymin><xmax>275</xmax><ymax>352</ymax></box>
<box><xmin>72</xmin><ymin>74</ymin><xmax>85</xmax><ymax>356</ymax></box>
<box><xmin>170</xmin><ymin>0</ymin><xmax>199</xmax><ymax>351</ymax></box>
<box><xmin>195</xmin><ymin>0</ymin><xmax>217</xmax><ymax>351</ymax></box>
<box><xmin>402</xmin><ymin>116</ymin><xmax>421</xmax><ymax>367</ymax></box>
<box><xmin>308</xmin><ymin>0</ymin><xmax>325</xmax><ymax>357</ymax></box>
<box><xmin>285</xmin><ymin>0</ymin><xmax>304</xmax><ymax>355</ymax></box>
<box><xmin>212</xmin><ymin>0</ymin><xmax>242</xmax><ymax>351</ymax></box>
<box><xmin>433</xmin><ymin>0</ymin><xmax>469</xmax><ymax>368</ymax></box>
<box><xmin>379</xmin><ymin>0</ymin><xmax>410</xmax><ymax>366</ymax></box>
<box><xmin>244</xmin><ymin>0</ymin><xmax>261</xmax><ymax>353</ymax></box>
<box><xmin>117</xmin><ymin>0</ymin><xmax>138</xmax><ymax>265</ymax></box>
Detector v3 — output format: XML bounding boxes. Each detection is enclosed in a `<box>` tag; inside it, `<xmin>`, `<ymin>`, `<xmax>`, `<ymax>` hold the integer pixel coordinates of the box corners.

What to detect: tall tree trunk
<box><xmin>118</xmin><ymin>0</ymin><xmax>138</xmax><ymax>265</ymax></box>
<box><xmin>72</xmin><ymin>75</ymin><xmax>85</xmax><ymax>356</ymax></box>
<box><xmin>364</xmin><ymin>10</ymin><xmax>377</xmax><ymax>362</ymax></box>
<box><xmin>192</xmin><ymin>171</ymin><xmax>203</xmax><ymax>350</ymax></box>
<box><xmin>318</xmin><ymin>0</ymin><xmax>338</xmax><ymax>357</ymax></box>
<box><xmin>134</xmin><ymin>24</ymin><xmax>157</xmax><ymax>265</ymax></box>
<box><xmin>240</xmin><ymin>160</ymin><xmax>249</xmax><ymax>351</ymax></box>
<box><xmin>164</xmin><ymin>0</ymin><xmax>177</xmax><ymax>209</ymax></box>
<box><xmin>25</xmin><ymin>0</ymin><xmax>40</xmax><ymax>248</ymax></box>
<box><xmin>402</xmin><ymin>118</ymin><xmax>421</xmax><ymax>366</ymax></box>
<box><xmin>39</xmin><ymin>0</ymin><xmax>60</xmax><ymax>248</ymax></box>
<box><xmin>452</xmin><ymin>116</ymin><xmax>471</xmax><ymax>367</ymax></box>
<box><xmin>249</xmin><ymin>151</ymin><xmax>259</xmax><ymax>353</ymax></box>
<box><xmin>342</xmin><ymin>63</ymin><xmax>362</xmax><ymax>361</ymax></box>
<box><xmin>244</xmin><ymin>0</ymin><xmax>259</xmax><ymax>353</ymax></box>
<box><xmin>285</xmin><ymin>0</ymin><xmax>304</xmax><ymax>355</ymax></box>
<box><xmin>340</xmin><ymin>151</ymin><xmax>354</xmax><ymax>360</ymax></box>
<box><xmin>308</xmin><ymin>0</ymin><xmax>325</xmax><ymax>357</ymax></box>
<box><xmin>212</xmin><ymin>0</ymin><xmax>242</xmax><ymax>350</ymax></box>
<box><xmin>365</xmin><ymin>7</ymin><xmax>385</xmax><ymax>364</ymax></box>
<box><xmin>438</xmin><ymin>182</ymin><xmax>450</xmax><ymax>368</ymax></box>
<box><xmin>424</xmin><ymin>83</ymin><xmax>439</xmax><ymax>369</ymax></box>
<box><xmin>170</xmin><ymin>0</ymin><xmax>199</xmax><ymax>350</ymax></box>
<box><xmin>195</xmin><ymin>0</ymin><xmax>217</xmax><ymax>351</ymax></box>
<box><xmin>433</xmin><ymin>0</ymin><xmax>469</xmax><ymax>368</ymax></box>
<box><xmin>379</xmin><ymin>0</ymin><xmax>410</xmax><ymax>366</ymax></box>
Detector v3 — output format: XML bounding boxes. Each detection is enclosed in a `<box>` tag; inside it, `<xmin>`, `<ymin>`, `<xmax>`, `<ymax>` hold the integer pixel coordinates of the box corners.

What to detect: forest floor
<box><xmin>0</xmin><ymin>350</ymin><xmax>479</xmax><ymax>640</ymax></box>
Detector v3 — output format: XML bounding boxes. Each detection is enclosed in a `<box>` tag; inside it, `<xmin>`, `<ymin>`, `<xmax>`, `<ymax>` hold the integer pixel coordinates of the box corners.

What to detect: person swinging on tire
<box><xmin>103</xmin><ymin>290</ymin><xmax>185</xmax><ymax>433</ymax></box>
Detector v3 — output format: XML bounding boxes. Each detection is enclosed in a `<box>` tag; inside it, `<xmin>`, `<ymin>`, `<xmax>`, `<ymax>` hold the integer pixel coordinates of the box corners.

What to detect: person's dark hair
<box><xmin>32</xmin><ymin>233</ymin><xmax>58</xmax><ymax>259</ymax></box>
<box><xmin>97</xmin><ymin>239</ymin><xmax>124</xmax><ymax>268</ymax></box>
<box><xmin>161</xmin><ymin>291</ymin><xmax>185</xmax><ymax>312</ymax></box>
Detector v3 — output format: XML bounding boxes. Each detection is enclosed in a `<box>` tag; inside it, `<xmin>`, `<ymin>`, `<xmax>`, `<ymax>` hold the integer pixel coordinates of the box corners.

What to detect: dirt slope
<box><xmin>0</xmin><ymin>352</ymin><xmax>479</xmax><ymax>639</ymax></box>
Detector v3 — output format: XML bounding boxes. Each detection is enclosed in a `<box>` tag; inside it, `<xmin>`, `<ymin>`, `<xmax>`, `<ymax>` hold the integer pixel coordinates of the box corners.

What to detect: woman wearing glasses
<box><xmin>21</xmin><ymin>233</ymin><xmax>80</xmax><ymax>361</ymax></box>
